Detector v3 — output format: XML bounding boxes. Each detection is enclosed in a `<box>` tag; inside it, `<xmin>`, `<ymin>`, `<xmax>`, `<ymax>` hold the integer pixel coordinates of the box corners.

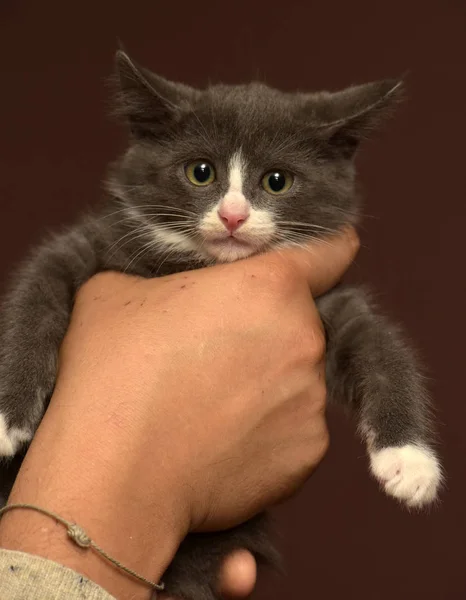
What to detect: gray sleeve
<box><xmin>0</xmin><ymin>549</ymin><xmax>116</xmax><ymax>599</ymax></box>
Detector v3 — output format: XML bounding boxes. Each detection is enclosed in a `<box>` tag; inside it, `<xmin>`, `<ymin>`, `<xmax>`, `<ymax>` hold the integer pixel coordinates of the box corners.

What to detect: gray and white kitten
<box><xmin>0</xmin><ymin>51</ymin><xmax>442</xmax><ymax>599</ymax></box>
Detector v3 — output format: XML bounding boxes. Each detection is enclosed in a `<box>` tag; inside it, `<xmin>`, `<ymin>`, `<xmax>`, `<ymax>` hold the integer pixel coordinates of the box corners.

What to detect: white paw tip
<box><xmin>369</xmin><ymin>444</ymin><xmax>442</xmax><ymax>508</ymax></box>
<box><xmin>0</xmin><ymin>414</ymin><xmax>31</xmax><ymax>457</ymax></box>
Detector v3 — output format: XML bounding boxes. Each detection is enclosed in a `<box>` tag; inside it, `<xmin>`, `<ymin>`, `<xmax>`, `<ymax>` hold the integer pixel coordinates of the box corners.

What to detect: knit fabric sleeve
<box><xmin>0</xmin><ymin>549</ymin><xmax>117</xmax><ymax>599</ymax></box>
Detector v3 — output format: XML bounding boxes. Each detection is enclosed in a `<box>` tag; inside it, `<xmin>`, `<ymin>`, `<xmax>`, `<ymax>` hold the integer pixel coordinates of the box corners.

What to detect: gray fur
<box><xmin>0</xmin><ymin>51</ymin><xmax>438</xmax><ymax>600</ymax></box>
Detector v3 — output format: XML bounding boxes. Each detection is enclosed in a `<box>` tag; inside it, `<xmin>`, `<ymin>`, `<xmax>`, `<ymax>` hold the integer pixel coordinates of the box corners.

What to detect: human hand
<box><xmin>0</xmin><ymin>227</ymin><xmax>359</xmax><ymax>600</ymax></box>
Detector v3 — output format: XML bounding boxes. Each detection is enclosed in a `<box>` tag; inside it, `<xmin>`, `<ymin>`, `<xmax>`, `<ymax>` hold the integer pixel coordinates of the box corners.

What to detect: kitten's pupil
<box><xmin>268</xmin><ymin>172</ymin><xmax>286</xmax><ymax>193</ymax></box>
<box><xmin>194</xmin><ymin>163</ymin><xmax>211</xmax><ymax>183</ymax></box>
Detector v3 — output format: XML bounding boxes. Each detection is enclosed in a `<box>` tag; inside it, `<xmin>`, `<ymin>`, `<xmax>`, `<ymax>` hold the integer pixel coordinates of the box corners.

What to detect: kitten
<box><xmin>0</xmin><ymin>51</ymin><xmax>442</xmax><ymax>599</ymax></box>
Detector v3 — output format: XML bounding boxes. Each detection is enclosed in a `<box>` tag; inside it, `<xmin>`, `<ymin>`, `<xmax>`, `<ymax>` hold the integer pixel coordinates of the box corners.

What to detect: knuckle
<box><xmin>311</xmin><ymin>380</ymin><xmax>328</xmax><ymax>414</ymax></box>
<box><xmin>301</xmin><ymin>428</ymin><xmax>330</xmax><ymax>480</ymax></box>
<box><xmin>347</xmin><ymin>227</ymin><xmax>361</xmax><ymax>255</ymax></box>
<box><xmin>302</xmin><ymin>326</ymin><xmax>326</xmax><ymax>364</ymax></box>
<box><xmin>278</xmin><ymin>417</ymin><xmax>330</xmax><ymax>501</ymax></box>
<box><xmin>315</xmin><ymin>426</ymin><xmax>330</xmax><ymax>462</ymax></box>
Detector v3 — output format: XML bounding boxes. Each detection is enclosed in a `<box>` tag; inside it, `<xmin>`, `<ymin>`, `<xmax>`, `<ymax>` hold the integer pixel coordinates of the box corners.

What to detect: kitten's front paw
<box><xmin>369</xmin><ymin>444</ymin><xmax>442</xmax><ymax>508</ymax></box>
<box><xmin>0</xmin><ymin>414</ymin><xmax>31</xmax><ymax>458</ymax></box>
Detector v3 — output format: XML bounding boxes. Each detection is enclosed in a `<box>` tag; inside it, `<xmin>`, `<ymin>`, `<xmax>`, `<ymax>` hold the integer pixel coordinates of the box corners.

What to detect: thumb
<box><xmin>267</xmin><ymin>226</ymin><xmax>360</xmax><ymax>297</ymax></box>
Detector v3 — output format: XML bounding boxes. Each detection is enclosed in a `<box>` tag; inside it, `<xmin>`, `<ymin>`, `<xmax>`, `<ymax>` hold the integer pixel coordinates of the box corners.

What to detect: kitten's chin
<box><xmin>204</xmin><ymin>238</ymin><xmax>262</xmax><ymax>263</ymax></box>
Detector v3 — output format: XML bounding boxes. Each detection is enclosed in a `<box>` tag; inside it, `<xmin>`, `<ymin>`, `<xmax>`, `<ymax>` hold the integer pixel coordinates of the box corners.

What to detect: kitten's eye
<box><xmin>262</xmin><ymin>171</ymin><xmax>293</xmax><ymax>195</ymax></box>
<box><xmin>185</xmin><ymin>161</ymin><xmax>216</xmax><ymax>186</ymax></box>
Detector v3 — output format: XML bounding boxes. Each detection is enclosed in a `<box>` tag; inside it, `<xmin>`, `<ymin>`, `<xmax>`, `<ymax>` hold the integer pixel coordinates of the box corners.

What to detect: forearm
<box><xmin>0</xmin><ymin>381</ymin><xmax>186</xmax><ymax>600</ymax></box>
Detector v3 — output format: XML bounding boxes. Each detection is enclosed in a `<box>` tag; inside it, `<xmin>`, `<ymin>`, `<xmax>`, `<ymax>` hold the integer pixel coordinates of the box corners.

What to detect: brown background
<box><xmin>1</xmin><ymin>1</ymin><xmax>465</xmax><ymax>598</ymax></box>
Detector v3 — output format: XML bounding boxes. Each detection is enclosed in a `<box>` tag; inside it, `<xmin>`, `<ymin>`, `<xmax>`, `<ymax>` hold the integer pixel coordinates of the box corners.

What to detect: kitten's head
<box><xmin>107</xmin><ymin>51</ymin><xmax>403</xmax><ymax>263</ymax></box>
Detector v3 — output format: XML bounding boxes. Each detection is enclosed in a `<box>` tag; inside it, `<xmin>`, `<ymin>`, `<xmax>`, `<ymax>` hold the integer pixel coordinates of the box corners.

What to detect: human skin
<box><xmin>0</xmin><ymin>228</ymin><xmax>359</xmax><ymax>600</ymax></box>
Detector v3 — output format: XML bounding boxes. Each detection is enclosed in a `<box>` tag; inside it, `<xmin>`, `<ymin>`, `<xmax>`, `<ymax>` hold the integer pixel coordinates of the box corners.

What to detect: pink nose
<box><xmin>218</xmin><ymin>208</ymin><xmax>249</xmax><ymax>233</ymax></box>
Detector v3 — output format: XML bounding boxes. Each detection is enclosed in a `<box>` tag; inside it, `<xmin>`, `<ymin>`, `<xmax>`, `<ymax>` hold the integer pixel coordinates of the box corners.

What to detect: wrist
<box><xmin>0</xmin><ymin>385</ymin><xmax>188</xmax><ymax>600</ymax></box>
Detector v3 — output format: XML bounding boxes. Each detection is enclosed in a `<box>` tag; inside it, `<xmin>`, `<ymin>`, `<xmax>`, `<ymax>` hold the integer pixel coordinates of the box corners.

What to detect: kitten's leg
<box><xmin>317</xmin><ymin>286</ymin><xmax>442</xmax><ymax>508</ymax></box>
<box><xmin>0</xmin><ymin>228</ymin><xmax>98</xmax><ymax>457</ymax></box>
<box><xmin>162</xmin><ymin>514</ymin><xmax>280</xmax><ymax>600</ymax></box>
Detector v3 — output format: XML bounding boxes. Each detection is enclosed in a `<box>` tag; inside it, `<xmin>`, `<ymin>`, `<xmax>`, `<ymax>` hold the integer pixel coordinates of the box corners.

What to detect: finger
<box><xmin>217</xmin><ymin>549</ymin><xmax>257</xmax><ymax>599</ymax></box>
<box><xmin>159</xmin><ymin>550</ymin><xmax>257</xmax><ymax>600</ymax></box>
<box><xmin>263</xmin><ymin>226</ymin><xmax>360</xmax><ymax>297</ymax></box>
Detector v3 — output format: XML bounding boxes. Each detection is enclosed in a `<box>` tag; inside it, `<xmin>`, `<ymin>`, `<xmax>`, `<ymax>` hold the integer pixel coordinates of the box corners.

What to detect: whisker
<box><xmin>107</xmin><ymin>219</ymin><xmax>199</xmax><ymax>259</ymax></box>
<box><xmin>276</xmin><ymin>221</ymin><xmax>338</xmax><ymax>233</ymax></box>
<box><xmin>142</xmin><ymin>214</ymin><xmax>198</xmax><ymax>221</ymax></box>
<box><xmin>277</xmin><ymin>230</ymin><xmax>335</xmax><ymax>249</ymax></box>
<box><xmin>141</xmin><ymin>205</ymin><xmax>198</xmax><ymax>216</ymax></box>
<box><xmin>96</xmin><ymin>206</ymin><xmax>141</xmax><ymax>222</ymax></box>
<box><xmin>97</xmin><ymin>204</ymin><xmax>199</xmax><ymax>221</ymax></box>
<box><xmin>283</xmin><ymin>232</ymin><xmax>332</xmax><ymax>244</ymax></box>
<box><xmin>124</xmin><ymin>239</ymin><xmax>159</xmax><ymax>273</ymax></box>
<box><xmin>276</xmin><ymin>220</ymin><xmax>333</xmax><ymax>228</ymax></box>
<box><xmin>123</xmin><ymin>224</ymin><xmax>203</xmax><ymax>273</ymax></box>
<box><xmin>272</xmin><ymin>130</ymin><xmax>306</xmax><ymax>154</ymax></box>
<box><xmin>99</xmin><ymin>212</ymin><xmax>197</xmax><ymax>232</ymax></box>
<box><xmin>151</xmin><ymin>223</ymin><xmax>198</xmax><ymax>231</ymax></box>
<box><xmin>154</xmin><ymin>246</ymin><xmax>182</xmax><ymax>276</ymax></box>
<box><xmin>190</xmin><ymin>109</ymin><xmax>213</xmax><ymax>149</ymax></box>
<box><xmin>105</xmin><ymin>227</ymin><xmax>153</xmax><ymax>261</ymax></box>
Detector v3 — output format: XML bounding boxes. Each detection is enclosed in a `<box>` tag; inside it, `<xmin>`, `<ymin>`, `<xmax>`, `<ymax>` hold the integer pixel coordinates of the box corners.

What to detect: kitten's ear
<box><xmin>112</xmin><ymin>50</ymin><xmax>197</xmax><ymax>137</ymax></box>
<box><xmin>310</xmin><ymin>79</ymin><xmax>404</xmax><ymax>157</ymax></box>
